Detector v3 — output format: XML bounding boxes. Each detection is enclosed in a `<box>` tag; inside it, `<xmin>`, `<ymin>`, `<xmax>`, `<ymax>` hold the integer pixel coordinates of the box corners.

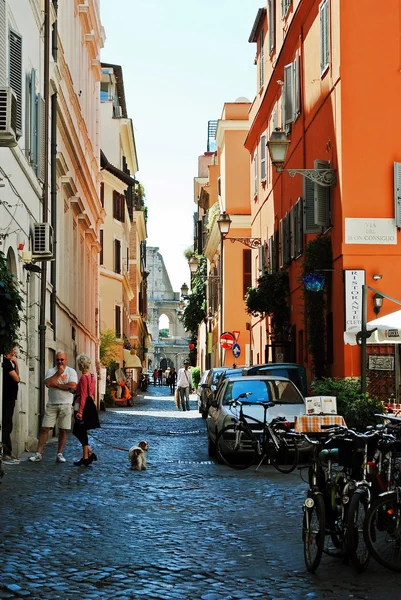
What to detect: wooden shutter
<box><xmin>268</xmin><ymin>0</ymin><xmax>275</xmax><ymax>54</ymax></box>
<box><xmin>394</xmin><ymin>163</ymin><xmax>401</xmax><ymax>227</ymax></box>
<box><xmin>290</xmin><ymin>206</ymin><xmax>295</xmax><ymax>260</ymax></box>
<box><xmin>243</xmin><ymin>249</ymin><xmax>252</xmax><ymax>297</ymax></box>
<box><xmin>114</xmin><ymin>239</ymin><xmax>121</xmax><ymax>274</ymax></box>
<box><xmin>314</xmin><ymin>160</ymin><xmax>330</xmax><ymax>227</ymax></box>
<box><xmin>9</xmin><ymin>29</ymin><xmax>22</xmax><ymax>136</ymax></box>
<box><xmin>196</xmin><ymin>219</ymin><xmax>203</xmax><ymax>254</ymax></box>
<box><xmin>0</xmin><ymin>0</ymin><xmax>6</xmax><ymax>86</ymax></box>
<box><xmin>295</xmin><ymin>197</ymin><xmax>304</xmax><ymax>256</ymax></box>
<box><xmin>115</xmin><ymin>305</ymin><xmax>121</xmax><ymax>338</ymax></box>
<box><xmin>284</xmin><ymin>63</ymin><xmax>294</xmax><ymax>125</ymax></box>
<box><xmin>259</xmin><ymin>29</ymin><xmax>264</xmax><ymax>89</ymax></box>
<box><xmin>99</xmin><ymin>230</ymin><xmax>103</xmax><ymax>265</ymax></box>
<box><xmin>258</xmin><ymin>244</ymin><xmax>265</xmax><ymax>274</ymax></box>
<box><xmin>303</xmin><ymin>175</ymin><xmax>321</xmax><ymax>233</ymax></box>
<box><xmin>253</xmin><ymin>152</ymin><xmax>258</xmax><ymax>196</ymax></box>
<box><xmin>320</xmin><ymin>0</ymin><xmax>329</xmax><ymax>74</ymax></box>
<box><xmin>294</xmin><ymin>52</ymin><xmax>300</xmax><ymax>120</ymax></box>
<box><xmin>38</xmin><ymin>95</ymin><xmax>46</xmax><ymax>181</ymax></box>
<box><xmin>273</xmin><ymin>230</ymin><xmax>279</xmax><ymax>272</ymax></box>
<box><xmin>29</xmin><ymin>69</ymin><xmax>37</xmax><ymax>168</ymax></box>
<box><xmin>260</xmin><ymin>134</ymin><xmax>266</xmax><ymax>181</ymax></box>
<box><xmin>100</xmin><ymin>182</ymin><xmax>104</xmax><ymax>207</ymax></box>
<box><xmin>268</xmin><ymin>236</ymin><xmax>273</xmax><ymax>274</ymax></box>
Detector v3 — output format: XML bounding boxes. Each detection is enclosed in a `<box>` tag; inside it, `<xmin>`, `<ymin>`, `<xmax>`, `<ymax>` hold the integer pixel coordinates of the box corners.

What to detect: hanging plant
<box><xmin>245</xmin><ymin>270</ymin><xmax>290</xmax><ymax>340</ymax></box>
<box><xmin>301</xmin><ymin>236</ymin><xmax>332</xmax><ymax>379</ymax></box>
<box><xmin>0</xmin><ymin>251</ymin><xmax>23</xmax><ymax>353</ymax></box>
<box><xmin>181</xmin><ymin>254</ymin><xmax>207</xmax><ymax>343</ymax></box>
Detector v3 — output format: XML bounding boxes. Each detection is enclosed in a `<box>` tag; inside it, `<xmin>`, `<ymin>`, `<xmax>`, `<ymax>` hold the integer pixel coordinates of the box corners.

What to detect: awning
<box><xmin>344</xmin><ymin>309</ymin><xmax>401</xmax><ymax>345</ymax></box>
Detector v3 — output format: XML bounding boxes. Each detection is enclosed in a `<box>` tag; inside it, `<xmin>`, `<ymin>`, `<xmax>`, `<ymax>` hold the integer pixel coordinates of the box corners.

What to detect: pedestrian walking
<box><xmin>169</xmin><ymin>366</ymin><xmax>177</xmax><ymax>395</ymax></box>
<box><xmin>158</xmin><ymin>367</ymin><xmax>163</xmax><ymax>386</ymax></box>
<box><xmin>176</xmin><ymin>359</ymin><xmax>193</xmax><ymax>411</ymax></box>
<box><xmin>2</xmin><ymin>347</ymin><xmax>20</xmax><ymax>463</ymax></box>
<box><xmin>153</xmin><ymin>368</ymin><xmax>158</xmax><ymax>385</ymax></box>
<box><xmin>29</xmin><ymin>350</ymin><xmax>78</xmax><ymax>463</ymax></box>
<box><xmin>72</xmin><ymin>353</ymin><xmax>100</xmax><ymax>467</ymax></box>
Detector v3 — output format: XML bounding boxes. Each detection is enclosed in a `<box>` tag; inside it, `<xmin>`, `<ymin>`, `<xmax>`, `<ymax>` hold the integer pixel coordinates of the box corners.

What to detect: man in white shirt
<box><xmin>176</xmin><ymin>359</ymin><xmax>193</xmax><ymax>411</ymax></box>
<box><xmin>29</xmin><ymin>350</ymin><xmax>78</xmax><ymax>463</ymax></box>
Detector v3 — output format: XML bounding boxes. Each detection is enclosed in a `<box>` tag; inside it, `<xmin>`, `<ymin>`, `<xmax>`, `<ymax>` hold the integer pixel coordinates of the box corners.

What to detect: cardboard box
<box><xmin>304</xmin><ymin>396</ymin><xmax>337</xmax><ymax>415</ymax></box>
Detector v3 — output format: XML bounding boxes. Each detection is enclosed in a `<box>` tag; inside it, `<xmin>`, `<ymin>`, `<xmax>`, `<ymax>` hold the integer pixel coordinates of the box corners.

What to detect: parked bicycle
<box><xmin>215</xmin><ymin>393</ymin><xmax>299</xmax><ymax>472</ymax></box>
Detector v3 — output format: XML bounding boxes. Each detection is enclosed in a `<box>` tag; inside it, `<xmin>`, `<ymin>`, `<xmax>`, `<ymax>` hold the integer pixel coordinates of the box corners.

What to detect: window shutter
<box><xmin>0</xmin><ymin>0</ymin><xmax>6</xmax><ymax>86</ymax></box>
<box><xmin>29</xmin><ymin>69</ymin><xmax>37</xmax><ymax>168</ymax></box>
<box><xmin>279</xmin><ymin>219</ymin><xmax>284</xmax><ymax>268</ymax></box>
<box><xmin>268</xmin><ymin>0</ymin><xmax>275</xmax><ymax>54</ymax></box>
<box><xmin>320</xmin><ymin>0</ymin><xmax>329</xmax><ymax>74</ymax></box>
<box><xmin>294</xmin><ymin>52</ymin><xmax>300</xmax><ymax>120</ymax></box>
<box><xmin>38</xmin><ymin>95</ymin><xmax>46</xmax><ymax>181</ymax></box>
<box><xmin>394</xmin><ymin>163</ymin><xmax>401</xmax><ymax>227</ymax></box>
<box><xmin>258</xmin><ymin>244</ymin><xmax>265</xmax><ymax>274</ymax></box>
<box><xmin>273</xmin><ymin>230</ymin><xmax>279</xmax><ymax>272</ymax></box>
<box><xmin>259</xmin><ymin>29</ymin><xmax>264</xmax><ymax>88</ymax></box>
<box><xmin>9</xmin><ymin>29</ymin><xmax>22</xmax><ymax>136</ymax></box>
<box><xmin>196</xmin><ymin>219</ymin><xmax>203</xmax><ymax>254</ymax></box>
<box><xmin>303</xmin><ymin>175</ymin><xmax>321</xmax><ymax>233</ymax></box>
<box><xmin>268</xmin><ymin>236</ymin><xmax>273</xmax><ymax>274</ymax></box>
<box><xmin>114</xmin><ymin>239</ymin><xmax>121</xmax><ymax>274</ymax></box>
<box><xmin>296</xmin><ymin>197</ymin><xmax>304</xmax><ymax>256</ymax></box>
<box><xmin>99</xmin><ymin>230</ymin><xmax>103</xmax><ymax>265</ymax></box>
<box><xmin>290</xmin><ymin>207</ymin><xmax>295</xmax><ymax>260</ymax></box>
<box><xmin>243</xmin><ymin>249</ymin><xmax>252</xmax><ymax>297</ymax></box>
<box><xmin>253</xmin><ymin>152</ymin><xmax>258</xmax><ymax>196</ymax></box>
<box><xmin>314</xmin><ymin>160</ymin><xmax>330</xmax><ymax>227</ymax></box>
<box><xmin>284</xmin><ymin>63</ymin><xmax>294</xmax><ymax>125</ymax></box>
<box><xmin>260</xmin><ymin>134</ymin><xmax>266</xmax><ymax>180</ymax></box>
<box><xmin>115</xmin><ymin>305</ymin><xmax>121</xmax><ymax>338</ymax></box>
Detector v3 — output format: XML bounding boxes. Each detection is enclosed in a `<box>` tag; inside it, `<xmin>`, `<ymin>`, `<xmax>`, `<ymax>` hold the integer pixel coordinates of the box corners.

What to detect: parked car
<box><xmin>197</xmin><ymin>369</ymin><xmax>210</xmax><ymax>415</ymax></box>
<box><xmin>242</xmin><ymin>363</ymin><xmax>308</xmax><ymax>396</ymax></box>
<box><xmin>198</xmin><ymin>366</ymin><xmax>244</xmax><ymax>419</ymax></box>
<box><xmin>205</xmin><ymin>375</ymin><xmax>306</xmax><ymax>460</ymax></box>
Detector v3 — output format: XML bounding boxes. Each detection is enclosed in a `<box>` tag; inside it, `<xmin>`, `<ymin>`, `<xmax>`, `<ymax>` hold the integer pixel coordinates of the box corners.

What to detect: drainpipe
<box><xmin>38</xmin><ymin>0</ymin><xmax>50</xmax><ymax>423</ymax></box>
<box><xmin>50</xmin><ymin>1</ymin><xmax>58</xmax><ymax>337</ymax></box>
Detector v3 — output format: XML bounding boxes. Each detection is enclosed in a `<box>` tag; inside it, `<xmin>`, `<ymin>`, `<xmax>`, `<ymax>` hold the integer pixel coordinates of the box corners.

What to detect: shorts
<box><xmin>42</xmin><ymin>404</ymin><xmax>73</xmax><ymax>430</ymax></box>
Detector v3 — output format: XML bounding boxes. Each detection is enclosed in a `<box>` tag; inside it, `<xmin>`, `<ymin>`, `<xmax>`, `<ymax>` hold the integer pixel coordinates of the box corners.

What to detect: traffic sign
<box><xmin>220</xmin><ymin>331</ymin><xmax>235</xmax><ymax>349</ymax></box>
<box><xmin>232</xmin><ymin>330</ymin><xmax>240</xmax><ymax>342</ymax></box>
<box><xmin>232</xmin><ymin>343</ymin><xmax>241</xmax><ymax>358</ymax></box>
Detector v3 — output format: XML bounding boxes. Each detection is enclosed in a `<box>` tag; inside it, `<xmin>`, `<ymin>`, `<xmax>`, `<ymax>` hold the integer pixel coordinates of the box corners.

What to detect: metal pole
<box><xmin>361</xmin><ymin>284</ymin><xmax>367</xmax><ymax>394</ymax></box>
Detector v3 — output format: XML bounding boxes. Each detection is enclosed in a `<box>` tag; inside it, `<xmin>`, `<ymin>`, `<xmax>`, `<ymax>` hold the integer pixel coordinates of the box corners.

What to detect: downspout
<box><xmin>50</xmin><ymin>0</ymin><xmax>58</xmax><ymax>337</ymax></box>
<box><xmin>38</xmin><ymin>0</ymin><xmax>50</xmax><ymax>423</ymax></box>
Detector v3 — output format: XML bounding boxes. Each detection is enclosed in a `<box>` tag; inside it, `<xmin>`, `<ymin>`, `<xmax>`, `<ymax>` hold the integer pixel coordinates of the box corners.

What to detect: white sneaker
<box><xmin>56</xmin><ymin>453</ymin><xmax>66</xmax><ymax>463</ymax></box>
<box><xmin>29</xmin><ymin>452</ymin><xmax>42</xmax><ymax>462</ymax></box>
<box><xmin>3</xmin><ymin>455</ymin><xmax>20</xmax><ymax>464</ymax></box>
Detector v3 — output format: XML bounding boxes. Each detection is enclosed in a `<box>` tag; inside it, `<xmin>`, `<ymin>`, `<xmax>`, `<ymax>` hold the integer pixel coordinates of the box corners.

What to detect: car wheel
<box><xmin>207</xmin><ymin>434</ymin><xmax>216</xmax><ymax>458</ymax></box>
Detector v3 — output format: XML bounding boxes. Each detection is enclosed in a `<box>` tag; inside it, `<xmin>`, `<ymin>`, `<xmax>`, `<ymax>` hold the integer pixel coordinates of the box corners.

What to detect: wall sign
<box><xmin>368</xmin><ymin>356</ymin><xmax>394</xmax><ymax>371</ymax></box>
<box><xmin>345</xmin><ymin>218</ymin><xmax>397</xmax><ymax>244</ymax></box>
<box><xmin>344</xmin><ymin>270</ymin><xmax>365</xmax><ymax>331</ymax></box>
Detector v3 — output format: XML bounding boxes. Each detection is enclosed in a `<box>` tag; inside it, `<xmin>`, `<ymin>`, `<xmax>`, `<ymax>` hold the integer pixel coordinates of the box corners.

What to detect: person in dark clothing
<box><xmin>2</xmin><ymin>347</ymin><xmax>20</xmax><ymax>462</ymax></box>
<box><xmin>169</xmin><ymin>367</ymin><xmax>177</xmax><ymax>394</ymax></box>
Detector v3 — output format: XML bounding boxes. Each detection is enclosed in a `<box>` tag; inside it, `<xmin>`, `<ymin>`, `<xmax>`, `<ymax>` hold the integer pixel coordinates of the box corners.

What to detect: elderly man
<box><xmin>29</xmin><ymin>351</ymin><xmax>78</xmax><ymax>463</ymax></box>
<box><xmin>176</xmin><ymin>359</ymin><xmax>193</xmax><ymax>411</ymax></box>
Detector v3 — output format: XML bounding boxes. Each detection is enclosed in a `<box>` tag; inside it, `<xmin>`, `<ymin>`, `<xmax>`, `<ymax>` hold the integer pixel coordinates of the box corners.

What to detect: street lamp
<box><xmin>217</xmin><ymin>211</ymin><xmax>261</xmax><ymax>249</ymax></box>
<box><xmin>188</xmin><ymin>255</ymin><xmax>199</xmax><ymax>275</ymax></box>
<box><xmin>266</xmin><ymin>129</ymin><xmax>337</xmax><ymax>187</ymax></box>
<box><xmin>180</xmin><ymin>282</ymin><xmax>189</xmax><ymax>298</ymax></box>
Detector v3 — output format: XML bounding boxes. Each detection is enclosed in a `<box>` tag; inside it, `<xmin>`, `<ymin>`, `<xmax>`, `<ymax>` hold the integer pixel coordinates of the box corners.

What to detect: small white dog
<box><xmin>128</xmin><ymin>440</ymin><xmax>148</xmax><ymax>470</ymax></box>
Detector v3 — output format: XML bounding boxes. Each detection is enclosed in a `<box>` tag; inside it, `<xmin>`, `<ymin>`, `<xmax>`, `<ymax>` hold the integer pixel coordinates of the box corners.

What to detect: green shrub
<box><xmin>310</xmin><ymin>377</ymin><xmax>386</xmax><ymax>431</ymax></box>
<box><xmin>191</xmin><ymin>366</ymin><xmax>201</xmax><ymax>390</ymax></box>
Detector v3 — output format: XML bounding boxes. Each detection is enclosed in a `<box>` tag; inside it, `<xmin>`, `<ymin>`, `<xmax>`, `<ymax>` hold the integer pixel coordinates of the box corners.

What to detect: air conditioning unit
<box><xmin>0</xmin><ymin>87</ymin><xmax>18</xmax><ymax>147</ymax></box>
<box><xmin>113</xmin><ymin>105</ymin><xmax>122</xmax><ymax>118</ymax></box>
<box><xmin>32</xmin><ymin>223</ymin><xmax>53</xmax><ymax>258</ymax></box>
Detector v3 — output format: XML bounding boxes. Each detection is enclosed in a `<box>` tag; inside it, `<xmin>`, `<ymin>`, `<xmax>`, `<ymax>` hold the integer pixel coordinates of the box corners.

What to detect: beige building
<box><xmin>99</xmin><ymin>63</ymin><xmax>148</xmax><ymax>384</ymax></box>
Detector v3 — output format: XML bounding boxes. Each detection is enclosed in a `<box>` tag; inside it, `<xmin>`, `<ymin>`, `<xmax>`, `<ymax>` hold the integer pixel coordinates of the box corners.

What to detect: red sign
<box><xmin>220</xmin><ymin>331</ymin><xmax>235</xmax><ymax>349</ymax></box>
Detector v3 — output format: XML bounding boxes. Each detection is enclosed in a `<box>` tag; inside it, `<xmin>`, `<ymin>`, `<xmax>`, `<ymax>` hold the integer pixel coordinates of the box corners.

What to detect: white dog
<box><xmin>128</xmin><ymin>441</ymin><xmax>148</xmax><ymax>470</ymax></box>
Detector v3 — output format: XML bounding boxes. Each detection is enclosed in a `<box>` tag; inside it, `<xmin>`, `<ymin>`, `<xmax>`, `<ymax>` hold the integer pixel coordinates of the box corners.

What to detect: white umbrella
<box><xmin>344</xmin><ymin>309</ymin><xmax>401</xmax><ymax>345</ymax></box>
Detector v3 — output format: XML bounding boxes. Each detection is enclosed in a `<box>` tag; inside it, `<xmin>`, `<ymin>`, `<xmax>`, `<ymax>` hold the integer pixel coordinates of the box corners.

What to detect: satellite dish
<box><xmin>234</xmin><ymin>96</ymin><xmax>250</xmax><ymax>103</ymax></box>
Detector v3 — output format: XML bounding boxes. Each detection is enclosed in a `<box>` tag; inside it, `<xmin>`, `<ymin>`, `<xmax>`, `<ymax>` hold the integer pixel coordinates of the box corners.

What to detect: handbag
<box><xmin>175</xmin><ymin>388</ymin><xmax>181</xmax><ymax>410</ymax></box>
<box><xmin>82</xmin><ymin>395</ymin><xmax>100</xmax><ymax>430</ymax></box>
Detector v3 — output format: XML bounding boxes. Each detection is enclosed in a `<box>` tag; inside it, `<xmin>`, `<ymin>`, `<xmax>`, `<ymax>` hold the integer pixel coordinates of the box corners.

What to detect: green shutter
<box><xmin>294</xmin><ymin>52</ymin><xmax>300</xmax><ymax>120</ymax></box>
<box><xmin>284</xmin><ymin>63</ymin><xmax>293</xmax><ymax>125</ymax></box>
<box><xmin>394</xmin><ymin>162</ymin><xmax>401</xmax><ymax>227</ymax></box>
<box><xmin>9</xmin><ymin>29</ymin><xmax>22</xmax><ymax>136</ymax></box>
<box><xmin>29</xmin><ymin>69</ymin><xmax>37</xmax><ymax>169</ymax></box>
<box><xmin>314</xmin><ymin>160</ymin><xmax>330</xmax><ymax>227</ymax></box>
<box><xmin>303</xmin><ymin>175</ymin><xmax>321</xmax><ymax>233</ymax></box>
<box><xmin>268</xmin><ymin>0</ymin><xmax>275</xmax><ymax>54</ymax></box>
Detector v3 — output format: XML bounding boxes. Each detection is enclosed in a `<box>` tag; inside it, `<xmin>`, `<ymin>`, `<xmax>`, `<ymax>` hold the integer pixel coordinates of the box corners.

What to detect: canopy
<box><xmin>344</xmin><ymin>309</ymin><xmax>401</xmax><ymax>345</ymax></box>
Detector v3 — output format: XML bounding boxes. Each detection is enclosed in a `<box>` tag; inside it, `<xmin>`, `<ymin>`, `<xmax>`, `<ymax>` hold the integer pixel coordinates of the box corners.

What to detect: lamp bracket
<box><xmin>276</xmin><ymin>167</ymin><xmax>337</xmax><ymax>187</ymax></box>
<box><xmin>226</xmin><ymin>237</ymin><xmax>262</xmax><ymax>249</ymax></box>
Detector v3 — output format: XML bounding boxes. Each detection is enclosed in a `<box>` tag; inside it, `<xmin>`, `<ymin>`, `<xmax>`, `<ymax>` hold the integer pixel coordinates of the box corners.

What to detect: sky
<box><xmin>100</xmin><ymin>0</ymin><xmax>263</xmax><ymax>294</ymax></box>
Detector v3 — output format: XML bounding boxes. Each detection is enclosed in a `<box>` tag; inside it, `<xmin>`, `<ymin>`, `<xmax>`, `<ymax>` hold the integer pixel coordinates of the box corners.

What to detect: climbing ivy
<box><xmin>245</xmin><ymin>270</ymin><xmax>290</xmax><ymax>340</ymax></box>
<box><xmin>0</xmin><ymin>251</ymin><xmax>23</xmax><ymax>353</ymax></box>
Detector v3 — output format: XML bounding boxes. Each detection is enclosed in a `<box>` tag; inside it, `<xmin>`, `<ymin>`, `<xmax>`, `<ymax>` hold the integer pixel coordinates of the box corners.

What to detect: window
<box><xmin>113</xmin><ymin>190</ymin><xmax>125</xmax><ymax>222</ymax></box>
<box><xmin>259</xmin><ymin>29</ymin><xmax>265</xmax><ymax>89</ymax></box>
<box><xmin>302</xmin><ymin>162</ymin><xmax>330</xmax><ymax>233</ymax></box>
<box><xmin>243</xmin><ymin>249</ymin><xmax>251</xmax><ymax>298</ymax></box>
<box><xmin>100</xmin><ymin>182</ymin><xmax>104</xmax><ymax>208</ymax></box>
<box><xmin>253</xmin><ymin>152</ymin><xmax>258</xmax><ymax>197</ymax></box>
<box><xmin>114</xmin><ymin>239</ymin><xmax>121</xmax><ymax>274</ymax></box>
<box><xmin>290</xmin><ymin>198</ymin><xmax>303</xmax><ymax>259</ymax></box>
<box><xmin>283</xmin><ymin>53</ymin><xmax>300</xmax><ymax>126</ymax></box>
<box><xmin>100</xmin><ymin>81</ymin><xmax>109</xmax><ymax>101</ymax></box>
<box><xmin>268</xmin><ymin>0</ymin><xmax>275</xmax><ymax>54</ymax></box>
<box><xmin>115</xmin><ymin>305</ymin><xmax>121</xmax><ymax>338</ymax></box>
<box><xmin>279</xmin><ymin>214</ymin><xmax>290</xmax><ymax>268</ymax></box>
<box><xmin>282</xmin><ymin>0</ymin><xmax>291</xmax><ymax>17</ymax></box>
<box><xmin>9</xmin><ymin>29</ymin><xmax>22</xmax><ymax>137</ymax></box>
<box><xmin>320</xmin><ymin>0</ymin><xmax>330</xmax><ymax>75</ymax></box>
<box><xmin>260</xmin><ymin>134</ymin><xmax>266</xmax><ymax>181</ymax></box>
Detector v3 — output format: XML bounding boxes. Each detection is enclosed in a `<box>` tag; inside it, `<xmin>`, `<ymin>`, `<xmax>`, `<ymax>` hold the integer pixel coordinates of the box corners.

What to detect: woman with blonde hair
<box><xmin>73</xmin><ymin>353</ymin><xmax>100</xmax><ymax>466</ymax></box>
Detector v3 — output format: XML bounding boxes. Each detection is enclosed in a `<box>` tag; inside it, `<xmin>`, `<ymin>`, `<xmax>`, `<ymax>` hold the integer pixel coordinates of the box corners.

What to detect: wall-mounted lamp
<box><xmin>217</xmin><ymin>211</ymin><xmax>261</xmax><ymax>249</ymax></box>
<box><xmin>373</xmin><ymin>293</ymin><xmax>384</xmax><ymax>315</ymax></box>
<box><xmin>266</xmin><ymin>129</ymin><xmax>337</xmax><ymax>187</ymax></box>
<box><xmin>372</xmin><ymin>274</ymin><xmax>383</xmax><ymax>281</ymax></box>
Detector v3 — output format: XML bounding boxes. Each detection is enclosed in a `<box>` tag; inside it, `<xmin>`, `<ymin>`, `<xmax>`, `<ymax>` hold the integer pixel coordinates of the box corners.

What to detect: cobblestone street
<box><xmin>0</xmin><ymin>386</ymin><xmax>400</xmax><ymax>600</ymax></box>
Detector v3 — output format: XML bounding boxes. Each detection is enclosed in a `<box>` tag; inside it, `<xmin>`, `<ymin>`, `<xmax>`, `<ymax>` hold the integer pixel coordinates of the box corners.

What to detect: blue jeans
<box><xmin>179</xmin><ymin>386</ymin><xmax>190</xmax><ymax>410</ymax></box>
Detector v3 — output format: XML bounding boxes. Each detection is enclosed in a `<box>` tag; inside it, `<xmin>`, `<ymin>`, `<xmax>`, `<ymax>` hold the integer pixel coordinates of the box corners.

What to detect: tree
<box><xmin>180</xmin><ymin>255</ymin><xmax>206</xmax><ymax>345</ymax></box>
<box><xmin>99</xmin><ymin>329</ymin><xmax>120</xmax><ymax>369</ymax></box>
<box><xmin>0</xmin><ymin>251</ymin><xmax>23</xmax><ymax>353</ymax></box>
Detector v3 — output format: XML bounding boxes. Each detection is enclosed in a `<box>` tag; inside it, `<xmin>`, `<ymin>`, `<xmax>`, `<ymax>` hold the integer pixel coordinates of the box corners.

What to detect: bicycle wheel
<box><xmin>303</xmin><ymin>492</ymin><xmax>325</xmax><ymax>573</ymax></box>
<box><xmin>347</xmin><ymin>489</ymin><xmax>370</xmax><ymax>572</ymax></box>
<box><xmin>216</xmin><ymin>424</ymin><xmax>257</xmax><ymax>470</ymax></box>
<box><xmin>364</xmin><ymin>491</ymin><xmax>401</xmax><ymax>572</ymax></box>
<box><xmin>269</xmin><ymin>437</ymin><xmax>299</xmax><ymax>474</ymax></box>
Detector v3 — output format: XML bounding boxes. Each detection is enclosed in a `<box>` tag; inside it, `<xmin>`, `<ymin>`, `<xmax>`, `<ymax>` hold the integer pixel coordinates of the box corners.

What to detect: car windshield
<box><xmin>222</xmin><ymin>379</ymin><xmax>304</xmax><ymax>405</ymax></box>
<box><xmin>211</xmin><ymin>369</ymin><xmax>225</xmax><ymax>384</ymax></box>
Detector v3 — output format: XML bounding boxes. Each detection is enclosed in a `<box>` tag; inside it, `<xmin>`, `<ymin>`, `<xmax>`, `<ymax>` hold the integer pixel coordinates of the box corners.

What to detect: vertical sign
<box><xmin>344</xmin><ymin>270</ymin><xmax>365</xmax><ymax>331</ymax></box>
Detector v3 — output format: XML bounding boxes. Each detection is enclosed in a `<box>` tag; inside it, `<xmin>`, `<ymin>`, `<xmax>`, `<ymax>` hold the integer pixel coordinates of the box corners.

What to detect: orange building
<box><xmin>194</xmin><ymin>103</ymin><xmax>253</xmax><ymax>370</ymax></box>
<box><xmin>246</xmin><ymin>1</ymin><xmax>401</xmax><ymax>388</ymax></box>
